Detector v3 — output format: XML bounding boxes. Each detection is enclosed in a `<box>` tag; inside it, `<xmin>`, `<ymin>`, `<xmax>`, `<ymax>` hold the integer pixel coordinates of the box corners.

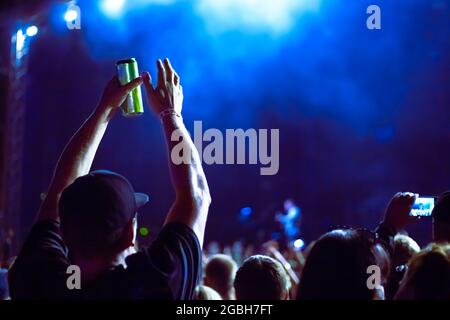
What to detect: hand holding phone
<box><xmin>384</xmin><ymin>192</ymin><xmax>418</xmax><ymax>230</ymax></box>
<box><xmin>409</xmin><ymin>197</ymin><xmax>436</xmax><ymax>218</ymax></box>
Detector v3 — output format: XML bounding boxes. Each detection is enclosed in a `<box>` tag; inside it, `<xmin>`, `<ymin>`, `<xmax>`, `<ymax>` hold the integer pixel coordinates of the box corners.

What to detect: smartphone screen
<box><xmin>409</xmin><ymin>197</ymin><xmax>435</xmax><ymax>217</ymax></box>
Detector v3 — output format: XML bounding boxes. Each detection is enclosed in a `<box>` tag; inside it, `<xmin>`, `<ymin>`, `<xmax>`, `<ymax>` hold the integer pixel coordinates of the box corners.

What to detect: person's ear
<box><xmin>118</xmin><ymin>220</ymin><xmax>136</xmax><ymax>250</ymax></box>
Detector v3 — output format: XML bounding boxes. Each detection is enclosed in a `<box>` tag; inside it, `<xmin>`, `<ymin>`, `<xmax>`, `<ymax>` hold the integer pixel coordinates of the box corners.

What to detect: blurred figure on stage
<box><xmin>274</xmin><ymin>199</ymin><xmax>302</xmax><ymax>249</ymax></box>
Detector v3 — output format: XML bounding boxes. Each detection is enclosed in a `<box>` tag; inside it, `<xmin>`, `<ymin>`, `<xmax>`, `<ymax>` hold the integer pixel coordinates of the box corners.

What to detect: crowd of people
<box><xmin>1</xmin><ymin>58</ymin><xmax>449</xmax><ymax>300</ymax></box>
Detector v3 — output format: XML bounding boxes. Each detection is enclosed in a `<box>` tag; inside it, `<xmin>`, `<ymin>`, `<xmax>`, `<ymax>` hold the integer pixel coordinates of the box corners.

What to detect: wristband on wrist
<box><xmin>159</xmin><ymin>108</ymin><xmax>182</xmax><ymax>121</ymax></box>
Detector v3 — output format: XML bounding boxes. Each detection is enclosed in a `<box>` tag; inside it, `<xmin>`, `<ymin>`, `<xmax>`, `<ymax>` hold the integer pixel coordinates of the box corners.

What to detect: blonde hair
<box><xmin>396</xmin><ymin>243</ymin><xmax>450</xmax><ymax>300</ymax></box>
<box><xmin>392</xmin><ymin>234</ymin><xmax>420</xmax><ymax>266</ymax></box>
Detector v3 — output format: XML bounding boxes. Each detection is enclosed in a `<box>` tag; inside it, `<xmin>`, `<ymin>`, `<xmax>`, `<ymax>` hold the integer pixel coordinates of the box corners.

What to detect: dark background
<box><xmin>1</xmin><ymin>0</ymin><xmax>450</xmax><ymax>250</ymax></box>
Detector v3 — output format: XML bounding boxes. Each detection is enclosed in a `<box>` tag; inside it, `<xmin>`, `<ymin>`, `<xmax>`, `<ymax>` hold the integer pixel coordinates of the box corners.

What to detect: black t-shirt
<box><xmin>8</xmin><ymin>220</ymin><xmax>201</xmax><ymax>300</ymax></box>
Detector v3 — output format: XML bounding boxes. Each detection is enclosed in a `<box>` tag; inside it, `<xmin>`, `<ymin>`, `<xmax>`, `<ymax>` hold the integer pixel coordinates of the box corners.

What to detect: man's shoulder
<box><xmin>14</xmin><ymin>219</ymin><xmax>68</xmax><ymax>261</ymax></box>
<box><xmin>84</xmin><ymin>258</ymin><xmax>173</xmax><ymax>299</ymax></box>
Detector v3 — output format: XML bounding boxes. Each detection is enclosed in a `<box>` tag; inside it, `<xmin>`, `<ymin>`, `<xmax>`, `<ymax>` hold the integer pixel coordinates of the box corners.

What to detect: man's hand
<box><xmin>141</xmin><ymin>57</ymin><xmax>210</xmax><ymax>247</ymax></box>
<box><xmin>383</xmin><ymin>192</ymin><xmax>418</xmax><ymax>231</ymax></box>
<box><xmin>142</xmin><ymin>58</ymin><xmax>183</xmax><ymax>115</ymax></box>
<box><xmin>97</xmin><ymin>75</ymin><xmax>143</xmax><ymax>117</ymax></box>
<box><xmin>38</xmin><ymin>75</ymin><xmax>143</xmax><ymax>222</ymax></box>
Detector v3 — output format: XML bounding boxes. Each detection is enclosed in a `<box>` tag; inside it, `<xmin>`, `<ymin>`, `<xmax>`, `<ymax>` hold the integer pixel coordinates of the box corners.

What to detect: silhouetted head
<box><xmin>204</xmin><ymin>254</ymin><xmax>237</xmax><ymax>299</ymax></box>
<box><xmin>384</xmin><ymin>234</ymin><xmax>421</xmax><ymax>300</ymax></box>
<box><xmin>296</xmin><ymin>228</ymin><xmax>390</xmax><ymax>300</ymax></box>
<box><xmin>234</xmin><ymin>255</ymin><xmax>289</xmax><ymax>300</ymax></box>
<box><xmin>59</xmin><ymin>170</ymin><xmax>148</xmax><ymax>264</ymax></box>
<box><xmin>432</xmin><ymin>192</ymin><xmax>450</xmax><ymax>243</ymax></box>
<box><xmin>193</xmin><ymin>285</ymin><xmax>223</xmax><ymax>300</ymax></box>
<box><xmin>395</xmin><ymin>243</ymin><xmax>450</xmax><ymax>300</ymax></box>
<box><xmin>392</xmin><ymin>234</ymin><xmax>420</xmax><ymax>267</ymax></box>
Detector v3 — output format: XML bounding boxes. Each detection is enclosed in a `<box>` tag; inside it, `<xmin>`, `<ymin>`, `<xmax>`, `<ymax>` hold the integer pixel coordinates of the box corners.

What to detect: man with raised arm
<box><xmin>9</xmin><ymin>58</ymin><xmax>210</xmax><ymax>299</ymax></box>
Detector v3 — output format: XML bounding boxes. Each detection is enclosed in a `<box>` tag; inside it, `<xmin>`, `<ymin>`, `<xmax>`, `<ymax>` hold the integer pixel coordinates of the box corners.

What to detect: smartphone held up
<box><xmin>409</xmin><ymin>196</ymin><xmax>436</xmax><ymax>218</ymax></box>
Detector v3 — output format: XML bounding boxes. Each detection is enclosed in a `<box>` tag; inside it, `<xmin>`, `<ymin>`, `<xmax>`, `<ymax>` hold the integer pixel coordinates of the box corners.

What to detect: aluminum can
<box><xmin>116</xmin><ymin>58</ymin><xmax>144</xmax><ymax>117</ymax></box>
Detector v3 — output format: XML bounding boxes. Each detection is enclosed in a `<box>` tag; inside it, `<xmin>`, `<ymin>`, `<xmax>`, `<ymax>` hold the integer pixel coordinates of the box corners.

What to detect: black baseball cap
<box><xmin>59</xmin><ymin>170</ymin><xmax>149</xmax><ymax>249</ymax></box>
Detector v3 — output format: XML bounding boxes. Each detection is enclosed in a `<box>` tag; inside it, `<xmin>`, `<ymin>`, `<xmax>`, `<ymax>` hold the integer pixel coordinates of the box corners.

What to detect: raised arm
<box><xmin>142</xmin><ymin>58</ymin><xmax>211</xmax><ymax>247</ymax></box>
<box><xmin>38</xmin><ymin>76</ymin><xmax>143</xmax><ymax>222</ymax></box>
<box><xmin>376</xmin><ymin>192</ymin><xmax>417</xmax><ymax>253</ymax></box>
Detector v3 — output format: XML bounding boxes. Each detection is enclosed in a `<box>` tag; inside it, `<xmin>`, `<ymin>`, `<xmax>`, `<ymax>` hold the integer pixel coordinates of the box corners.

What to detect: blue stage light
<box><xmin>26</xmin><ymin>25</ymin><xmax>38</xmax><ymax>37</ymax></box>
<box><xmin>64</xmin><ymin>9</ymin><xmax>78</xmax><ymax>22</ymax></box>
<box><xmin>240</xmin><ymin>207</ymin><xmax>252</xmax><ymax>217</ymax></box>
<box><xmin>293</xmin><ymin>238</ymin><xmax>305</xmax><ymax>249</ymax></box>
<box><xmin>100</xmin><ymin>0</ymin><xmax>126</xmax><ymax>18</ymax></box>
<box><xmin>196</xmin><ymin>0</ymin><xmax>321</xmax><ymax>35</ymax></box>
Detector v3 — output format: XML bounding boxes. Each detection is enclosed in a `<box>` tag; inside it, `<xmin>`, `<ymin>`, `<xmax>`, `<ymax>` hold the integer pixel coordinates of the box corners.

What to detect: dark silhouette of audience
<box><xmin>433</xmin><ymin>192</ymin><xmax>450</xmax><ymax>243</ymax></box>
<box><xmin>193</xmin><ymin>285</ymin><xmax>222</xmax><ymax>300</ymax></box>
<box><xmin>204</xmin><ymin>254</ymin><xmax>237</xmax><ymax>300</ymax></box>
<box><xmin>2</xmin><ymin>59</ymin><xmax>450</xmax><ymax>301</ymax></box>
<box><xmin>385</xmin><ymin>234</ymin><xmax>420</xmax><ymax>299</ymax></box>
<box><xmin>395</xmin><ymin>243</ymin><xmax>450</xmax><ymax>300</ymax></box>
<box><xmin>296</xmin><ymin>228</ymin><xmax>389</xmax><ymax>300</ymax></box>
<box><xmin>234</xmin><ymin>255</ymin><xmax>290</xmax><ymax>300</ymax></box>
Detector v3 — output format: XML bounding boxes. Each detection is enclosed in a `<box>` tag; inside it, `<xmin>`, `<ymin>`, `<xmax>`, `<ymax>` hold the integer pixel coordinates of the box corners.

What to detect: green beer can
<box><xmin>116</xmin><ymin>58</ymin><xmax>144</xmax><ymax>117</ymax></box>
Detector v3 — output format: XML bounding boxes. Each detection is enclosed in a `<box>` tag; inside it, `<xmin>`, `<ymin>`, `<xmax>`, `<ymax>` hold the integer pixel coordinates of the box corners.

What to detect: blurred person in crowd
<box><xmin>1</xmin><ymin>228</ymin><xmax>14</xmax><ymax>267</ymax></box>
<box><xmin>223</xmin><ymin>245</ymin><xmax>233</xmax><ymax>257</ymax></box>
<box><xmin>204</xmin><ymin>254</ymin><xmax>237</xmax><ymax>300</ymax></box>
<box><xmin>300</xmin><ymin>240</ymin><xmax>317</xmax><ymax>273</ymax></box>
<box><xmin>234</xmin><ymin>255</ymin><xmax>290</xmax><ymax>300</ymax></box>
<box><xmin>297</xmin><ymin>192</ymin><xmax>416</xmax><ymax>300</ymax></box>
<box><xmin>283</xmin><ymin>245</ymin><xmax>306</xmax><ymax>280</ymax></box>
<box><xmin>0</xmin><ymin>267</ymin><xmax>9</xmax><ymax>300</ymax></box>
<box><xmin>193</xmin><ymin>285</ymin><xmax>222</xmax><ymax>300</ymax></box>
<box><xmin>432</xmin><ymin>192</ymin><xmax>450</xmax><ymax>243</ymax></box>
<box><xmin>9</xmin><ymin>58</ymin><xmax>210</xmax><ymax>299</ymax></box>
<box><xmin>395</xmin><ymin>243</ymin><xmax>450</xmax><ymax>300</ymax></box>
<box><xmin>3</xmin><ymin>256</ymin><xmax>16</xmax><ymax>270</ymax></box>
<box><xmin>384</xmin><ymin>234</ymin><xmax>420</xmax><ymax>299</ymax></box>
<box><xmin>262</xmin><ymin>240</ymin><xmax>299</xmax><ymax>298</ymax></box>
<box><xmin>296</xmin><ymin>228</ymin><xmax>390</xmax><ymax>300</ymax></box>
<box><xmin>392</xmin><ymin>234</ymin><xmax>421</xmax><ymax>266</ymax></box>
<box><xmin>243</xmin><ymin>244</ymin><xmax>255</xmax><ymax>260</ymax></box>
<box><xmin>231</xmin><ymin>241</ymin><xmax>244</xmax><ymax>266</ymax></box>
<box><xmin>206</xmin><ymin>241</ymin><xmax>221</xmax><ymax>257</ymax></box>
